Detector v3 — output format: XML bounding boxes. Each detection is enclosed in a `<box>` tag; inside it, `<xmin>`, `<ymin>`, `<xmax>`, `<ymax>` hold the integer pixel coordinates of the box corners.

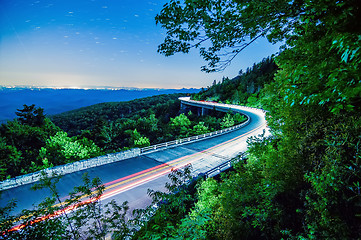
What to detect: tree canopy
<box><xmin>156</xmin><ymin>0</ymin><xmax>360</xmax><ymax>73</ymax></box>
<box><xmin>15</xmin><ymin>104</ymin><xmax>45</xmax><ymax>127</ymax></box>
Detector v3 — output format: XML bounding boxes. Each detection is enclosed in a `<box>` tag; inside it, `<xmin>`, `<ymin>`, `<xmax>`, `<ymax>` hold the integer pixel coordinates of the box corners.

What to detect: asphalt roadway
<box><xmin>0</xmin><ymin>104</ymin><xmax>269</xmax><ymax>219</ymax></box>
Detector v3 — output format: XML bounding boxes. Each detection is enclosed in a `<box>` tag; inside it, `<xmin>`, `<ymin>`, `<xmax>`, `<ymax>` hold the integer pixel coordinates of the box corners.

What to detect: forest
<box><xmin>1</xmin><ymin>0</ymin><xmax>361</xmax><ymax>239</ymax></box>
<box><xmin>193</xmin><ymin>56</ymin><xmax>278</xmax><ymax>106</ymax></box>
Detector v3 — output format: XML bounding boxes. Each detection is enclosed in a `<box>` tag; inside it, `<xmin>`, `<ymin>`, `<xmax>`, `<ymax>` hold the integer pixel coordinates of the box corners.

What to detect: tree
<box><xmin>133</xmin><ymin>165</ymin><xmax>197</xmax><ymax>239</ymax></box>
<box><xmin>220</xmin><ymin>113</ymin><xmax>234</xmax><ymax>129</ymax></box>
<box><xmin>192</xmin><ymin>122</ymin><xmax>209</xmax><ymax>135</ymax></box>
<box><xmin>38</xmin><ymin>131</ymin><xmax>102</xmax><ymax>165</ymax></box>
<box><xmin>170</xmin><ymin>113</ymin><xmax>191</xmax><ymax>138</ymax></box>
<box><xmin>134</xmin><ymin>136</ymin><xmax>151</xmax><ymax>148</ymax></box>
<box><xmin>124</xmin><ymin>129</ymin><xmax>150</xmax><ymax>148</ymax></box>
<box><xmin>193</xmin><ymin>57</ymin><xmax>277</xmax><ymax>104</ymax></box>
<box><xmin>0</xmin><ymin>137</ymin><xmax>22</xmax><ymax>180</ymax></box>
<box><xmin>0</xmin><ymin>172</ymin><xmax>136</xmax><ymax>239</ymax></box>
<box><xmin>16</xmin><ymin>104</ymin><xmax>45</xmax><ymax>127</ymax></box>
<box><xmin>156</xmin><ymin>0</ymin><xmax>361</xmax><ymax>82</ymax></box>
<box><xmin>155</xmin><ymin>0</ymin><xmax>288</xmax><ymax>72</ymax></box>
<box><xmin>0</xmin><ymin>116</ymin><xmax>60</xmax><ymax>177</ymax></box>
<box><xmin>171</xmin><ymin>178</ymin><xmax>221</xmax><ymax>240</ymax></box>
<box><xmin>136</xmin><ymin>114</ymin><xmax>159</xmax><ymax>135</ymax></box>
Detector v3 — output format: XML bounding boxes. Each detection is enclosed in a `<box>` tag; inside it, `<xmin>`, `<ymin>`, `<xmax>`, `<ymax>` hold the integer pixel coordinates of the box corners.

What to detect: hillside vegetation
<box><xmin>50</xmin><ymin>94</ymin><xmax>185</xmax><ymax>136</ymax></box>
<box><xmin>193</xmin><ymin>57</ymin><xmax>277</xmax><ymax>106</ymax></box>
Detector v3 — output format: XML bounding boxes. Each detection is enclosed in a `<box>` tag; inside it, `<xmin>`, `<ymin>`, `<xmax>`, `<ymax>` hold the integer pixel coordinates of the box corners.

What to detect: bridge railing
<box><xmin>202</xmin><ymin>153</ymin><xmax>247</xmax><ymax>179</ymax></box>
<box><xmin>140</xmin><ymin>116</ymin><xmax>250</xmax><ymax>154</ymax></box>
<box><xmin>140</xmin><ymin>97</ymin><xmax>266</xmax><ymax>154</ymax></box>
<box><xmin>179</xmin><ymin>97</ymin><xmax>267</xmax><ymax>114</ymax></box>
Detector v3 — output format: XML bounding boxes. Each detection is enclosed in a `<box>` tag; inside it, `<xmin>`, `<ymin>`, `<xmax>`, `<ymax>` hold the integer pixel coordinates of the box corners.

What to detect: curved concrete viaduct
<box><xmin>0</xmin><ymin>98</ymin><xmax>269</xmax><ymax>217</ymax></box>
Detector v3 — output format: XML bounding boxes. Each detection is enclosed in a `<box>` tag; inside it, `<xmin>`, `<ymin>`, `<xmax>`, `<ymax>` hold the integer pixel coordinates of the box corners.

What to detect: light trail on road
<box><xmin>77</xmin><ymin>120</ymin><xmax>266</xmax><ymax>203</ymax></box>
<box><xmin>6</xmin><ymin>120</ymin><xmax>267</xmax><ymax>233</ymax></box>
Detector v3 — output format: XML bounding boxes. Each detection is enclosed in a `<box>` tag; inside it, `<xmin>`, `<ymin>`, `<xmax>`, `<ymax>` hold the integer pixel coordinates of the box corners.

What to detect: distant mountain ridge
<box><xmin>0</xmin><ymin>87</ymin><xmax>199</xmax><ymax>122</ymax></box>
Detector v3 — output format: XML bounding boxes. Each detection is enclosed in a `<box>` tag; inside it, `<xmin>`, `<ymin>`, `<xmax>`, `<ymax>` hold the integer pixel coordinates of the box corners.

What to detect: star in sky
<box><xmin>0</xmin><ymin>0</ymin><xmax>280</xmax><ymax>89</ymax></box>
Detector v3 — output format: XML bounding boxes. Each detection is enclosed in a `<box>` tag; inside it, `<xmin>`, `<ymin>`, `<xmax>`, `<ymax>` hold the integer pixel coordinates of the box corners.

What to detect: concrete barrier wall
<box><xmin>0</xmin><ymin>148</ymin><xmax>141</xmax><ymax>191</ymax></box>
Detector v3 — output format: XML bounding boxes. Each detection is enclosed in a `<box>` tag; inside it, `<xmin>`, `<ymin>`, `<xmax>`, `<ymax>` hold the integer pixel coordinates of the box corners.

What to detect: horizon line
<box><xmin>0</xmin><ymin>85</ymin><xmax>201</xmax><ymax>91</ymax></box>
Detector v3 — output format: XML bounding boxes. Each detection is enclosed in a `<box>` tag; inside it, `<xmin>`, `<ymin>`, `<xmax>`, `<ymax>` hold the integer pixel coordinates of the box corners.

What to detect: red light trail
<box><xmin>4</xmin><ymin>121</ymin><xmax>266</xmax><ymax>234</ymax></box>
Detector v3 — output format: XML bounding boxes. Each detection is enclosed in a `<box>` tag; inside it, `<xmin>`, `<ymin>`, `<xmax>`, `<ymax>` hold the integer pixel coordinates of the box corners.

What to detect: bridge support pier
<box><xmin>181</xmin><ymin>102</ymin><xmax>186</xmax><ymax>111</ymax></box>
<box><xmin>180</xmin><ymin>99</ymin><xmax>215</xmax><ymax>116</ymax></box>
<box><xmin>197</xmin><ymin>107</ymin><xmax>208</xmax><ymax>116</ymax></box>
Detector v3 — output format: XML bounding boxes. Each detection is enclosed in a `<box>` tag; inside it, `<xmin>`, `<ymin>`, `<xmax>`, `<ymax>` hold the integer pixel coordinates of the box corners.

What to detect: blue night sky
<box><xmin>1</xmin><ymin>0</ymin><xmax>280</xmax><ymax>89</ymax></box>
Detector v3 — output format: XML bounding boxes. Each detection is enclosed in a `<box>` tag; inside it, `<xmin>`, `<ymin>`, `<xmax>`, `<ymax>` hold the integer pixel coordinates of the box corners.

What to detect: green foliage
<box><xmin>39</xmin><ymin>131</ymin><xmax>102</xmax><ymax>165</ymax></box>
<box><xmin>136</xmin><ymin>114</ymin><xmax>159</xmax><ymax>140</ymax></box>
<box><xmin>0</xmin><ymin>137</ymin><xmax>22</xmax><ymax>180</ymax></box>
<box><xmin>133</xmin><ymin>165</ymin><xmax>199</xmax><ymax>239</ymax></box>
<box><xmin>3</xmin><ymin>1</ymin><xmax>360</xmax><ymax>238</ymax></box>
<box><xmin>50</xmin><ymin>93</ymin><xmax>229</xmax><ymax>152</ymax></box>
<box><xmin>156</xmin><ymin>0</ymin><xmax>284</xmax><ymax>72</ymax></box>
<box><xmin>0</xmin><ymin>172</ymin><xmax>136</xmax><ymax>240</ymax></box>
<box><xmin>170</xmin><ymin>113</ymin><xmax>192</xmax><ymax>138</ymax></box>
<box><xmin>133</xmin><ymin>165</ymin><xmax>196</xmax><ymax>239</ymax></box>
<box><xmin>134</xmin><ymin>137</ymin><xmax>150</xmax><ymax>148</ymax></box>
<box><xmin>50</xmin><ymin>94</ymin><xmax>185</xmax><ymax>136</ymax></box>
<box><xmin>1</xmin><ymin>165</ymin><xmax>208</xmax><ymax>239</ymax></box>
<box><xmin>127</xmin><ymin>129</ymin><xmax>150</xmax><ymax>148</ymax></box>
<box><xmin>171</xmin><ymin>178</ymin><xmax>221</xmax><ymax>240</ymax></box>
<box><xmin>15</xmin><ymin>104</ymin><xmax>45</xmax><ymax>127</ymax></box>
<box><xmin>220</xmin><ymin>113</ymin><xmax>235</xmax><ymax>129</ymax></box>
<box><xmin>193</xmin><ymin>57</ymin><xmax>277</xmax><ymax>107</ymax></box>
<box><xmin>0</xmin><ymin>105</ymin><xmax>105</xmax><ymax>179</ymax></box>
<box><xmin>233</xmin><ymin>113</ymin><xmax>247</xmax><ymax>124</ymax></box>
<box><xmin>0</xmin><ymin>112</ymin><xmax>61</xmax><ymax>178</ymax></box>
<box><xmin>301</xmin><ymin>115</ymin><xmax>361</xmax><ymax>239</ymax></box>
<box><xmin>191</xmin><ymin>122</ymin><xmax>209</xmax><ymax>135</ymax></box>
